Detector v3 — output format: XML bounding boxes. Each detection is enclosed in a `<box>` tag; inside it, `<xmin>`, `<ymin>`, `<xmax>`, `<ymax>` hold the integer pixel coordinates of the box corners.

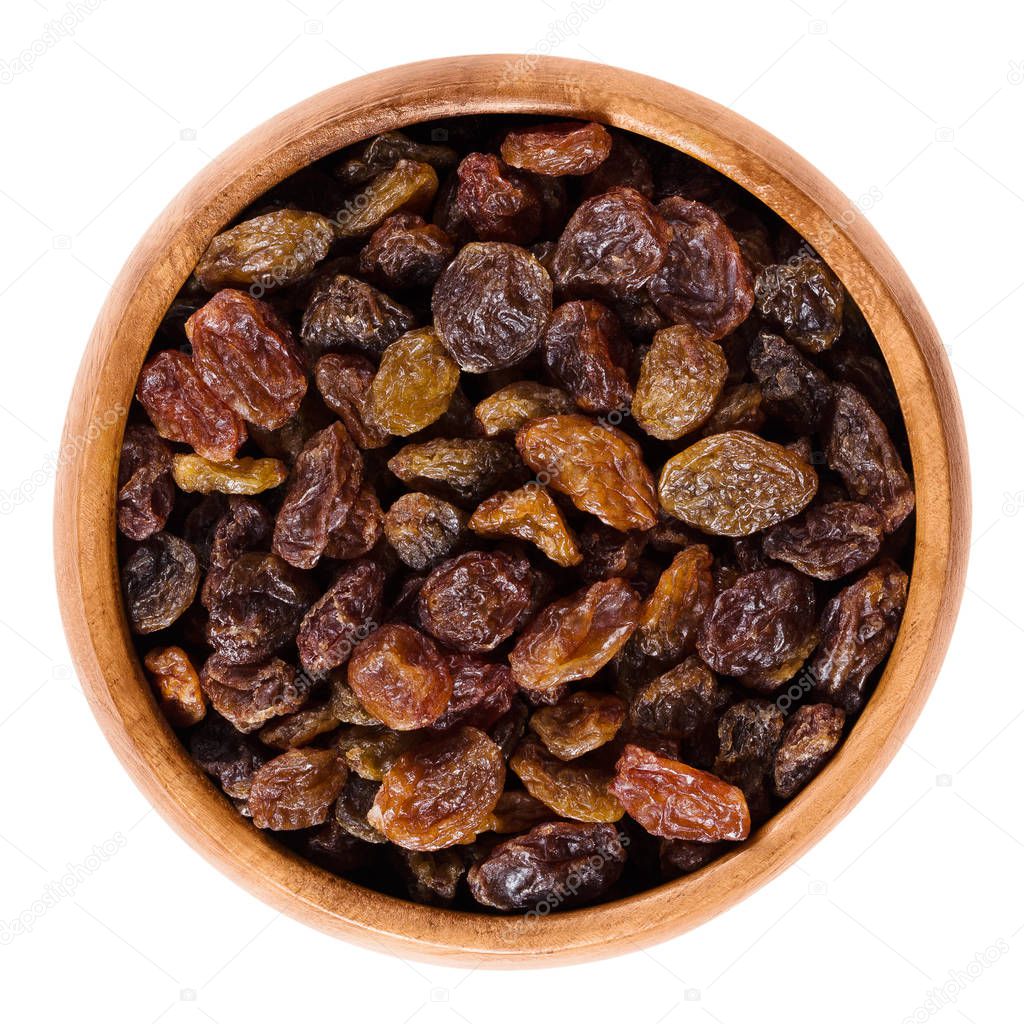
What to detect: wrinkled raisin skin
<box><xmin>367</xmin><ymin>726</ymin><xmax>505</xmax><ymax>851</ymax></box>
<box><xmin>117</xmin><ymin>424</ymin><xmax>174</xmax><ymax>541</ymax></box>
<box><xmin>121</xmin><ymin>533</ymin><xmax>199</xmax><ymax>635</ymax></box>
<box><xmin>418</xmin><ymin>550</ymin><xmax>534</xmax><ymax>653</ymax></box>
<box><xmin>658</xmin><ymin>430</ymin><xmax>817</xmax><ymax>537</ymax></box>
<box><xmin>697</xmin><ymin>568</ymin><xmax>817</xmax><ymax>690</ymax></box>
<box><xmin>509</xmin><ymin>577</ymin><xmax>640</xmax><ymax>694</ymax></box>
<box><xmin>468</xmin><ymin>821</ymin><xmax>626</xmax><ymax>910</ymax></box>
<box><xmin>433</xmin><ymin>242</ymin><xmax>553</xmax><ymax>373</ymax></box>
<box><xmin>517</xmin><ymin>414</ymin><xmax>658</xmax><ymax>532</ymax></box>
<box><xmin>347</xmin><ymin>623</ymin><xmax>453</xmax><ymax>730</ymax></box>
<box><xmin>611</xmin><ymin>745</ymin><xmax>750</xmax><ymax>841</ymax></box>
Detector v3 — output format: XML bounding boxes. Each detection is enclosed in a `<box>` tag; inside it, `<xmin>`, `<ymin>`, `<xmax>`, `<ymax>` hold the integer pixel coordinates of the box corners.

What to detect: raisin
<box><xmin>383</xmin><ymin>492</ymin><xmax>466</xmax><ymax>569</ymax></box>
<box><xmin>611</xmin><ymin>745</ymin><xmax>750</xmax><ymax>841</ymax></box>
<box><xmin>541</xmin><ymin>300</ymin><xmax>633</xmax><ymax>414</ymax></box>
<box><xmin>551</xmin><ymin>187</ymin><xmax>671</xmax><ymax>302</ymax></box>
<box><xmin>748</xmin><ymin>331</ymin><xmax>833</xmax><ymax>434</ymax></box>
<box><xmin>334</xmin><ymin>159</ymin><xmax>439</xmax><ymax>238</ymax></box>
<box><xmin>763</xmin><ymin>501</ymin><xmax>884</xmax><ymax>580</ymax></box>
<box><xmin>272</xmin><ymin>423</ymin><xmax>364</xmax><ymax>569</ymax></box>
<box><xmin>313</xmin><ymin>353</ymin><xmax>391</xmax><ymax>449</ymax></box>
<box><xmin>259</xmin><ymin>702</ymin><xmax>343</xmax><ymax>750</ymax></box>
<box><xmin>204</xmin><ymin>552</ymin><xmax>317</xmax><ymax>664</ymax></box>
<box><xmin>468</xmin><ymin>821</ymin><xmax>626</xmax><ymax>910</ymax></box>
<box><xmin>433</xmin><ymin>242</ymin><xmax>552</xmax><ymax>372</ymax></box>
<box><xmin>530</xmin><ymin>692</ymin><xmax>626</xmax><ymax>760</ymax></box>
<box><xmin>517</xmin><ymin>414</ymin><xmax>658</xmax><ymax>532</ymax></box>
<box><xmin>809</xmin><ymin>560</ymin><xmax>908</xmax><ymax>714</ymax></box>
<box><xmin>660</xmin><ymin>838</ymin><xmax>726</xmax><ymax>878</ymax></box>
<box><xmin>143</xmin><ymin>646</ymin><xmax>206</xmax><ymax>727</ymax></box>
<box><xmin>117</xmin><ymin>424</ymin><xmax>174</xmax><ymax>540</ymax></box>
<box><xmin>171</xmin><ymin>454</ymin><xmax>287</xmax><ymax>495</ymax></box>
<box><xmin>329</xmin><ymin>675</ymin><xmax>381</xmax><ymax>726</ymax></box>
<box><xmin>337</xmin><ymin>725</ymin><xmax>416</xmax><ymax>780</ymax></box>
<box><xmin>636</xmin><ymin>545</ymin><xmax>714</xmax><ymax>661</ymax></box>
<box><xmin>418</xmin><ymin>550</ymin><xmax>532</xmax><ymax>652</ymax></box>
<box><xmin>429</xmin><ymin>653</ymin><xmax>516</xmax><ymax>733</ymax></box>
<box><xmin>190</xmin><ymin>712</ymin><xmax>267</xmax><ymax>799</ymax></box>
<box><xmin>713</xmin><ymin>699</ymin><xmax>785</xmax><ymax>821</ymax></box>
<box><xmin>576</xmin><ymin>522</ymin><xmax>648</xmax><ymax>583</ymax></box>
<box><xmin>302</xmin><ymin>819</ymin><xmax>373</xmax><ymax>873</ymax></box>
<box><xmin>647</xmin><ymin>197</ymin><xmax>755</xmax><ymax>340</ymax></box>
<box><xmin>200</xmin><ymin>654</ymin><xmax>304</xmax><ymax>732</ymax></box>
<box><xmin>300</xmin><ymin>273</ymin><xmax>416</xmax><ymax>358</ymax></box>
<box><xmin>297</xmin><ymin>559</ymin><xmax>385</xmax><ymax>677</ymax></box>
<box><xmin>336</xmin><ymin>131</ymin><xmax>457</xmax><ymax>186</ymax></box>
<box><xmin>334</xmin><ymin>773</ymin><xmax>386</xmax><ymax>843</ymax></box>
<box><xmin>484</xmin><ymin>790</ymin><xmax>553</xmax><ymax>833</ymax></box>
<box><xmin>756</xmin><ymin>256</ymin><xmax>844</xmax><ymax>353</ymax></box>
<box><xmin>826</xmin><ymin>384</ymin><xmax>915</xmax><ymax>533</ymax></box>
<box><xmin>395</xmin><ymin>847</ymin><xmax>466</xmax><ymax>904</ymax></box>
<box><xmin>632</xmin><ymin>325</ymin><xmax>728</xmax><ymax>439</ymax></box>
<box><xmin>658</xmin><ymin>430</ymin><xmax>817</xmax><ymax>536</ymax></box>
<box><xmin>206</xmin><ymin>497</ymin><xmax>273</xmax><ymax>576</ymax></box>
<box><xmin>501</xmin><ymin>121</ymin><xmax>612</xmax><ymax>176</ymax></box>
<box><xmin>185</xmin><ymin>289</ymin><xmax>308</xmax><ymax>429</ymax></box>
<box><xmin>510</xmin><ymin>737</ymin><xmax>623</xmax><ymax>822</ymax></box>
<box><xmin>772</xmin><ymin>703</ymin><xmax>845</xmax><ymax>798</ymax></box>
<box><xmin>366</xmin><ymin>726</ymin><xmax>505</xmax><ymax>850</ymax></box>
<box><xmin>455</xmin><ymin>152</ymin><xmax>542</xmax><ymax>244</ymax></box>
<box><xmin>509</xmin><ymin>577</ymin><xmax>640</xmax><ymax>695</ymax></box>
<box><xmin>387</xmin><ymin>438</ymin><xmax>521</xmax><ymax>504</ymax></box>
<box><xmin>489</xmin><ymin>698</ymin><xmax>530</xmax><ymax>760</ymax></box>
<box><xmin>357</xmin><ymin>212</ymin><xmax>454</xmax><ymax>289</ymax></box>
<box><xmin>248</xmin><ymin>391</ymin><xmax>336</xmax><ymax>463</ymax></box>
<box><xmin>473</xmin><ymin>381</ymin><xmax>575</xmax><ymax>436</ymax></box>
<box><xmin>697</xmin><ymin>567</ymin><xmax>817</xmax><ymax>690</ymax></box>
<box><xmin>250</xmin><ymin>748</ymin><xmax>347</xmax><ymax>830</ymax></box>
<box><xmin>137</xmin><ymin>350</ymin><xmax>246</xmax><ymax>462</ymax></box>
<box><xmin>366</xmin><ymin>327</ymin><xmax>460</xmax><ymax>436</ymax></box>
<box><xmin>469</xmin><ymin>486</ymin><xmax>581</xmax><ymax>567</ymax></box>
<box><xmin>701</xmin><ymin>382</ymin><xmax>766</xmax><ymax>436</ymax></box>
<box><xmin>121</xmin><ymin>532</ymin><xmax>199</xmax><ymax>634</ymax></box>
<box><xmin>194</xmin><ymin>209</ymin><xmax>334</xmax><ymax>291</ymax></box>
<box><xmin>347</xmin><ymin>623</ymin><xmax>453</xmax><ymax>730</ymax></box>
<box><xmin>581</xmin><ymin>131</ymin><xmax>654</xmax><ymax>198</ymax></box>
<box><xmin>628</xmin><ymin>657</ymin><xmax>733</xmax><ymax>765</ymax></box>
<box><xmin>324</xmin><ymin>484</ymin><xmax>384</xmax><ymax>560</ymax></box>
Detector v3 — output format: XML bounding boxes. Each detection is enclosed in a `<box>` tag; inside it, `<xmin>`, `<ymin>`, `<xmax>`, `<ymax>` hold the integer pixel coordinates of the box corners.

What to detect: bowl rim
<box><xmin>54</xmin><ymin>54</ymin><xmax>970</xmax><ymax>966</ymax></box>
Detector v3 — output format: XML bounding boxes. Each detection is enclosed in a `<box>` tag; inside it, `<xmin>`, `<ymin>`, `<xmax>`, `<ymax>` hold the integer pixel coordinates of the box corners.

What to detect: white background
<box><xmin>1</xmin><ymin>0</ymin><xmax>1021</xmax><ymax>1020</ymax></box>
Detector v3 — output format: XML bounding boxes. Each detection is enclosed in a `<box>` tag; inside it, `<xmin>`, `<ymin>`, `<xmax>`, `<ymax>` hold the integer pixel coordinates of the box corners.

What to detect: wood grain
<box><xmin>53</xmin><ymin>55</ymin><xmax>970</xmax><ymax>966</ymax></box>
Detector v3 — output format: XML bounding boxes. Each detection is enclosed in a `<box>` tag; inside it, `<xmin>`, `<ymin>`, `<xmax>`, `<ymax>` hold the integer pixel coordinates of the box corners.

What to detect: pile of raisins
<box><xmin>118</xmin><ymin>115</ymin><xmax>914</xmax><ymax>913</ymax></box>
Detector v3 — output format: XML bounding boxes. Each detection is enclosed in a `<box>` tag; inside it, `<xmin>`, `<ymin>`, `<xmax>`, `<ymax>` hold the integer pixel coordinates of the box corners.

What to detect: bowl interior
<box><xmin>55</xmin><ymin>55</ymin><xmax>969</xmax><ymax>966</ymax></box>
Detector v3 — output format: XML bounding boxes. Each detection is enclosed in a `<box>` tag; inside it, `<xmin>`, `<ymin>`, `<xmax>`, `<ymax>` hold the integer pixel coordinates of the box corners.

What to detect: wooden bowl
<box><xmin>54</xmin><ymin>55</ymin><xmax>969</xmax><ymax>966</ymax></box>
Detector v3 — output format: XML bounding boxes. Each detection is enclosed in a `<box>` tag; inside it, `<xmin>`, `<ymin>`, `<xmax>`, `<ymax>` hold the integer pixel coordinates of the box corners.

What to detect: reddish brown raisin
<box><xmin>117</xmin><ymin>424</ymin><xmax>174</xmax><ymax>541</ymax></box>
<box><xmin>418</xmin><ymin>550</ymin><xmax>534</xmax><ymax>653</ymax></box>
<box><xmin>250</xmin><ymin>748</ymin><xmax>347</xmax><ymax>830</ymax></box>
<box><xmin>509</xmin><ymin>577</ymin><xmax>640</xmax><ymax>695</ymax></box>
<box><xmin>186</xmin><ymin>289</ymin><xmax>307</xmax><ymax>429</ymax></box>
<box><xmin>367</xmin><ymin>726</ymin><xmax>505</xmax><ymax>850</ymax></box>
<box><xmin>137</xmin><ymin>350</ymin><xmax>246</xmax><ymax>462</ymax></box>
<box><xmin>347</xmin><ymin>623</ymin><xmax>453</xmax><ymax>730</ymax></box>
<box><xmin>610</xmin><ymin>744</ymin><xmax>750</xmax><ymax>841</ymax></box>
